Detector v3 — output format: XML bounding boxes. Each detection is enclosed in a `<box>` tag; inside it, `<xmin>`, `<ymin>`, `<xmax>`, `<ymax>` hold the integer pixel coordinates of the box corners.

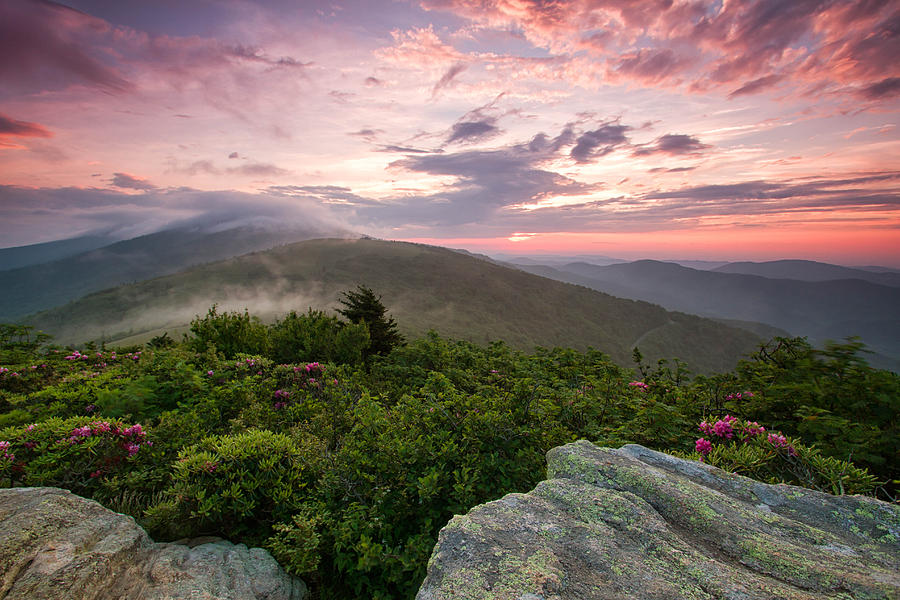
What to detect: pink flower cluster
<box><xmin>64</xmin><ymin>350</ymin><xmax>91</xmax><ymax>361</ymax></box>
<box><xmin>744</xmin><ymin>421</ymin><xmax>766</xmax><ymax>438</ymax></box>
<box><xmin>725</xmin><ymin>391</ymin><xmax>754</xmax><ymax>401</ymax></box>
<box><xmin>0</xmin><ymin>440</ymin><xmax>14</xmax><ymax>462</ymax></box>
<box><xmin>768</xmin><ymin>433</ymin><xmax>799</xmax><ymax>456</ymax></box>
<box><xmin>0</xmin><ymin>367</ymin><xmax>19</xmax><ymax>377</ymax></box>
<box><xmin>698</xmin><ymin>415</ymin><xmax>738</xmax><ymax>441</ymax></box>
<box><xmin>628</xmin><ymin>381</ymin><xmax>650</xmax><ymax>391</ymax></box>
<box><xmin>694</xmin><ymin>438</ymin><xmax>712</xmax><ymax>455</ymax></box>
<box><xmin>61</xmin><ymin>421</ymin><xmax>151</xmax><ymax>456</ymax></box>
<box><xmin>273</xmin><ymin>388</ymin><xmax>292</xmax><ymax>409</ymax></box>
<box><xmin>294</xmin><ymin>362</ymin><xmax>322</xmax><ymax>374</ymax></box>
<box><xmin>695</xmin><ymin>416</ymin><xmax>797</xmax><ymax>459</ymax></box>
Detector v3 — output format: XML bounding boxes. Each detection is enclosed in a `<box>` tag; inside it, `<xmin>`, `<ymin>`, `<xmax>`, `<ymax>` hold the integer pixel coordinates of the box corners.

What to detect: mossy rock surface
<box><xmin>0</xmin><ymin>486</ymin><xmax>307</xmax><ymax>600</ymax></box>
<box><xmin>417</xmin><ymin>441</ymin><xmax>900</xmax><ymax>600</ymax></box>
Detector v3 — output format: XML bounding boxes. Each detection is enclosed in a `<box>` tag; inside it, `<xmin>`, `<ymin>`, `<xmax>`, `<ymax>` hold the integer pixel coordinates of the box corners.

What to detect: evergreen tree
<box><xmin>336</xmin><ymin>285</ymin><xmax>404</xmax><ymax>356</ymax></box>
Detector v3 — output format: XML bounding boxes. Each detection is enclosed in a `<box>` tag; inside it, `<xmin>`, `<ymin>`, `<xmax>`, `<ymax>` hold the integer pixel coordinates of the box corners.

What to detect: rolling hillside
<box><xmin>23</xmin><ymin>239</ymin><xmax>764</xmax><ymax>373</ymax></box>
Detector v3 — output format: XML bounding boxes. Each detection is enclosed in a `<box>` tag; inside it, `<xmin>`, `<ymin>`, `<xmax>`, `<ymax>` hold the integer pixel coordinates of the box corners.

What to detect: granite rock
<box><xmin>0</xmin><ymin>487</ymin><xmax>307</xmax><ymax>600</ymax></box>
<box><xmin>417</xmin><ymin>441</ymin><xmax>900</xmax><ymax>600</ymax></box>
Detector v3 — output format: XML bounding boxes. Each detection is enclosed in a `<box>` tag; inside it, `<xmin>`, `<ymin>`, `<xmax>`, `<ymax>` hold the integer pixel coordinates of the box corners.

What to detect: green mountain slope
<box><xmin>24</xmin><ymin>239</ymin><xmax>763</xmax><ymax>373</ymax></box>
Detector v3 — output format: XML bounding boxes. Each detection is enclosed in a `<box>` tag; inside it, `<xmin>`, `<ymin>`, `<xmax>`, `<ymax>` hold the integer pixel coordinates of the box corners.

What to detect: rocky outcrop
<box><xmin>417</xmin><ymin>441</ymin><xmax>900</xmax><ymax>600</ymax></box>
<box><xmin>0</xmin><ymin>487</ymin><xmax>307</xmax><ymax>600</ymax></box>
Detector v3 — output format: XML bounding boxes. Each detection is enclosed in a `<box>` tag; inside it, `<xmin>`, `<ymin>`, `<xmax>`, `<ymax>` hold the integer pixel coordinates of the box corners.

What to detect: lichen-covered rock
<box><xmin>417</xmin><ymin>441</ymin><xmax>900</xmax><ymax>600</ymax></box>
<box><xmin>0</xmin><ymin>487</ymin><xmax>307</xmax><ymax>600</ymax></box>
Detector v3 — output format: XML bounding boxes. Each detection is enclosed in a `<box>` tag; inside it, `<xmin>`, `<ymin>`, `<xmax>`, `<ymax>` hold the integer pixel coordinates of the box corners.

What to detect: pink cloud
<box><xmin>416</xmin><ymin>0</ymin><xmax>900</xmax><ymax>104</ymax></box>
<box><xmin>0</xmin><ymin>0</ymin><xmax>311</xmax><ymax>103</ymax></box>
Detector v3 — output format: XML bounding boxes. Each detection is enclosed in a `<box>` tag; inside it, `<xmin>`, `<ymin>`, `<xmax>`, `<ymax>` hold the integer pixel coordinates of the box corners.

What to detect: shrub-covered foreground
<box><xmin>1</xmin><ymin>311</ymin><xmax>897</xmax><ymax>599</ymax></box>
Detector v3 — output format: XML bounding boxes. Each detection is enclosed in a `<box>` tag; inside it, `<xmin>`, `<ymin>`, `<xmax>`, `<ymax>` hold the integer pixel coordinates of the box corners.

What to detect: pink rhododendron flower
<box><xmin>712</xmin><ymin>419</ymin><xmax>734</xmax><ymax>439</ymax></box>
<box><xmin>695</xmin><ymin>438</ymin><xmax>712</xmax><ymax>455</ymax></box>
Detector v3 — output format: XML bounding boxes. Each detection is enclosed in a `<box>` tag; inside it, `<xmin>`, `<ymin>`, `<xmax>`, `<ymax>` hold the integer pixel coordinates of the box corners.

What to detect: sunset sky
<box><xmin>1</xmin><ymin>0</ymin><xmax>898</xmax><ymax>265</ymax></box>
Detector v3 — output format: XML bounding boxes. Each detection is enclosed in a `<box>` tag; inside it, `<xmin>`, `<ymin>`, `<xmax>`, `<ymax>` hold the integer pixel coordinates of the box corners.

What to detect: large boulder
<box><xmin>417</xmin><ymin>441</ymin><xmax>900</xmax><ymax>599</ymax></box>
<box><xmin>0</xmin><ymin>487</ymin><xmax>307</xmax><ymax>600</ymax></box>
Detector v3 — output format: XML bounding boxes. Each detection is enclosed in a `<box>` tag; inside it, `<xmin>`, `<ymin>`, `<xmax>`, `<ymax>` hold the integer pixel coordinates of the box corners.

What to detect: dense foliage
<box><xmin>1</xmin><ymin>308</ymin><xmax>897</xmax><ymax>599</ymax></box>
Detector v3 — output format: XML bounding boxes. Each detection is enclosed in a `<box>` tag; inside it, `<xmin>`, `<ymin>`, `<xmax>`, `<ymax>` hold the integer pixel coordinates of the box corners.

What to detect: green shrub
<box><xmin>146</xmin><ymin>429</ymin><xmax>323</xmax><ymax>544</ymax></box>
<box><xmin>186</xmin><ymin>305</ymin><xmax>269</xmax><ymax>357</ymax></box>
<box><xmin>269</xmin><ymin>309</ymin><xmax>369</xmax><ymax>365</ymax></box>
<box><xmin>265</xmin><ymin>513</ymin><xmax>321</xmax><ymax>576</ymax></box>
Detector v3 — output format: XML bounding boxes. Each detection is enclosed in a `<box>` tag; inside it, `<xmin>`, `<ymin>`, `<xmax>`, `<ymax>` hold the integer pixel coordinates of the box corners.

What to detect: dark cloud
<box><xmin>649</xmin><ymin>166</ymin><xmax>697</xmax><ymax>173</ymax></box>
<box><xmin>633</xmin><ymin>134</ymin><xmax>710</xmax><ymax>157</ymax></box>
<box><xmin>227</xmin><ymin>44</ymin><xmax>312</xmax><ymax>69</ymax></box>
<box><xmin>0</xmin><ymin>0</ymin><xmax>132</xmax><ymax>97</ymax></box>
<box><xmin>228</xmin><ymin>152</ymin><xmax>240</xmax><ymax>159</ymax></box>
<box><xmin>445</xmin><ymin>98</ymin><xmax>506</xmax><ymax>145</ymax></box>
<box><xmin>364</xmin><ymin>76</ymin><xmax>382</xmax><ymax>87</ymax></box>
<box><xmin>432</xmin><ymin>62</ymin><xmax>467</xmax><ymax>97</ymax></box>
<box><xmin>446</xmin><ymin>119</ymin><xmax>500</xmax><ymax>144</ymax></box>
<box><xmin>0</xmin><ymin>113</ymin><xmax>53</xmax><ymax>138</ymax></box>
<box><xmin>376</xmin><ymin>144</ymin><xmax>434</xmax><ymax>154</ymax></box>
<box><xmin>349</xmin><ymin>128</ymin><xmax>383</xmax><ymax>141</ymax></box>
<box><xmin>859</xmin><ymin>77</ymin><xmax>900</xmax><ymax>100</ymax></box>
<box><xmin>111</xmin><ymin>172</ymin><xmax>156</xmax><ymax>190</ymax></box>
<box><xmin>569</xmin><ymin>123</ymin><xmax>630</xmax><ymax>163</ymax></box>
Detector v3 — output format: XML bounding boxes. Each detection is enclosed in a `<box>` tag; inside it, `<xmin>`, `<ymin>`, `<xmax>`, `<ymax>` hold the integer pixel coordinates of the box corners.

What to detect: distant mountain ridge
<box><xmin>714</xmin><ymin>259</ymin><xmax>900</xmax><ymax>287</ymax></box>
<box><xmin>0</xmin><ymin>235</ymin><xmax>119</xmax><ymax>271</ymax></box>
<box><xmin>0</xmin><ymin>223</ymin><xmax>356</xmax><ymax>321</ymax></box>
<box><xmin>24</xmin><ymin>239</ymin><xmax>764</xmax><ymax>374</ymax></box>
<box><xmin>513</xmin><ymin>259</ymin><xmax>900</xmax><ymax>371</ymax></box>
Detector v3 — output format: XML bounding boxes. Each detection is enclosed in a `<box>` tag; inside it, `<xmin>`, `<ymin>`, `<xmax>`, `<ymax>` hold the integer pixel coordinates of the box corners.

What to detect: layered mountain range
<box><xmin>4</xmin><ymin>225</ymin><xmax>897</xmax><ymax>373</ymax></box>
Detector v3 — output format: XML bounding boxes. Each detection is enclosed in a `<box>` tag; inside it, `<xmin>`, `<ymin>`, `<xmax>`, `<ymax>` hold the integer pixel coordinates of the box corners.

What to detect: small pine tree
<box><xmin>336</xmin><ymin>286</ymin><xmax>404</xmax><ymax>356</ymax></box>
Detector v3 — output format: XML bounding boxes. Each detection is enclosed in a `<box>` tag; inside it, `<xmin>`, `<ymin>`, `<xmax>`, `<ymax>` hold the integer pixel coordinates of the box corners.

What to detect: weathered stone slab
<box><xmin>0</xmin><ymin>487</ymin><xmax>307</xmax><ymax>600</ymax></box>
<box><xmin>417</xmin><ymin>441</ymin><xmax>900</xmax><ymax>600</ymax></box>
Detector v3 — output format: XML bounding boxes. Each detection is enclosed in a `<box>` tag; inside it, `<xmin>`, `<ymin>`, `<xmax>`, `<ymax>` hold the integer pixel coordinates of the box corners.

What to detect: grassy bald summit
<box><xmin>25</xmin><ymin>238</ymin><xmax>761</xmax><ymax>373</ymax></box>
